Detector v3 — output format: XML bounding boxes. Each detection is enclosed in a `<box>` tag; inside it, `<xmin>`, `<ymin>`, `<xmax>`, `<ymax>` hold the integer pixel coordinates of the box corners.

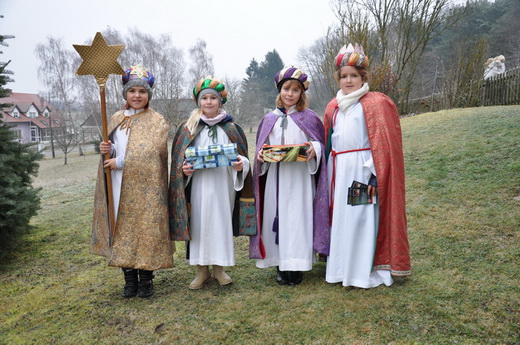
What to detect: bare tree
<box><xmin>188</xmin><ymin>39</ymin><xmax>215</xmax><ymax>88</ymax></box>
<box><xmin>148</xmin><ymin>36</ymin><xmax>186</xmax><ymax>130</ymax></box>
<box><xmin>298</xmin><ymin>31</ymin><xmax>343</xmax><ymax>113</ymax></box>
<box><xmin>440</xmin><ymin>37</ymin><xmax>489</xmax><ymax>109</ymax></box>
<box><xmin>106</xmin><ymin>28</ymin><xmax>188</xmax><ymax>130</ymax></box>
<box><xmin>328</xmin><ymin>0</ymin><xmax>462</xmax><ymax>112</ymax></box>
<box><xmin>298</xmin><ymin>19</ymin><xmax>373</xmax><ymax>113</ymax></box>
<box><xmin>390</xmin><ymin>0</ymin><xmax>451</xmax><ymax>110</ymax></box>
<box><xmin>222</xmin><ymin>76</ymin><xmax>242</xmax><ymax>122</ymax></box>
<box><xmin>35</xmin><ymin>36</ymin><xmax>82</xmax><ymax>164</ymax></box>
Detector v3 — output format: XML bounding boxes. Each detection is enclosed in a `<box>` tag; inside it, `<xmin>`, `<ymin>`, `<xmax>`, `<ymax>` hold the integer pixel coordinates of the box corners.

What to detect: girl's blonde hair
<box><xmin>185</xmin><ymin>108</ymin><xmax>204</xmax><ymax>135</ymax></box>
<box><xmin>275</xmin><ymin>79</ymin><xmax>309</xmax><ymax>111</ymax></box>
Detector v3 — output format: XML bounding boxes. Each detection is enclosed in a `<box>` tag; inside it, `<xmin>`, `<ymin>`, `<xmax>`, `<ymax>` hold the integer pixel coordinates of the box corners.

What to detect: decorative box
<box><xmin>262</xmin><ymin>144</ymin><xmax>308</xmax><ymax>163</ymax></box>
<box><xmin>185</xmin><ymin>143</ymin><xmax>238</xmax><ymax>169</ymax></box>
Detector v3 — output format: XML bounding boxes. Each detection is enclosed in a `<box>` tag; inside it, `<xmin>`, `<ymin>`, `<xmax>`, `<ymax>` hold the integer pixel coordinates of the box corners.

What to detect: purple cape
<box><xmin>249</xmin><ymin>109</ymin><xmax>330</xmax><ymax>259</ymax></box>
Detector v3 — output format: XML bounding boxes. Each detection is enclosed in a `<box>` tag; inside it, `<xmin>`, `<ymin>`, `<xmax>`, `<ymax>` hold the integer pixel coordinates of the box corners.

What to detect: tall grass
<box><xmin>0</xmin><ymin>106</ymin><xmax>518</xmax><ymax>344</ymax></box>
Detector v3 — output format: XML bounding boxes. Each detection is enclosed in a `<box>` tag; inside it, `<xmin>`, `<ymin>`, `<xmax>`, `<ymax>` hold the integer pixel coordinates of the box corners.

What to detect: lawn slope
<box><xmin>0</xmin><ymin>105</ymin><xmax>518</xmax><ymax>344</ymax></box>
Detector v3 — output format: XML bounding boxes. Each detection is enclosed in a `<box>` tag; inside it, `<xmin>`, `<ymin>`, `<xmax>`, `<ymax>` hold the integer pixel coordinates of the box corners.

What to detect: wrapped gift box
<box><xmin>262</xmin><ymin>144</ymin><xmax>308</xmax><ymax>163</ymax></box>
<box><xmin>185</xmin><ymin>143</ymin><xmax>238</xmax><ymax>169</ymax></box>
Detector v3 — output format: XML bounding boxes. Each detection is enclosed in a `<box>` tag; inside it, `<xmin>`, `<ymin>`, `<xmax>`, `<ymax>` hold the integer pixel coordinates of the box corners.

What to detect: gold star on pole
<box><xmin>73</xmin><ymin>32</ymin><xmax>125</xmax><ymax>82</ymax></box>
<box><xmin>73</xmin><ymin>32</ymin><xmax>125</xmax><ymax>245</ymax></box>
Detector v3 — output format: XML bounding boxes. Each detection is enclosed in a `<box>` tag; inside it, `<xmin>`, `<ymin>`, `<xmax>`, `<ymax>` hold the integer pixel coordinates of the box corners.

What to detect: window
<box><xmin>30</xmin><ymin>126</ymin><xmax>39</xmax><ymax>142</ymax></box>
<box><xmin>29</xmin><ymin>111</ymin><xmax>37</xmax><ymax>118</ymax></box>
<box><xmin>12</xmin><ymin>129</ymin><xmax>22</xmax><ymax>139</ymax></box>
<box><xmin>42</xmin><ymin>128</ymin><xmax>51</xmax><ymax>141</ymax></box>
<box><xmin>12</xmin><ymin>110</ymin><xmax>19</xmax><ymax>118</ymax></box>
<box><xmin>43</xmin><ymin>110</ymin><xmax>49</xmax><ymax>117</ymax></box>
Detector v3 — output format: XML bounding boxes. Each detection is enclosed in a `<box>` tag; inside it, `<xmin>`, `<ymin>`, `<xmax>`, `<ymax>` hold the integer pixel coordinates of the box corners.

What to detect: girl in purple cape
<box><xmin>249</xmin><ymin>66</ymin><xmax>329</xmax><ymax>286</ymax></box>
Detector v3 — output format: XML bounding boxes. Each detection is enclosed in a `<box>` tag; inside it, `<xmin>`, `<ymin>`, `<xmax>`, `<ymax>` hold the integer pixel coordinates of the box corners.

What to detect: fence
<box><xmin>482</xmin><ymin>66</ymin><xmax>520</xmax><ymax>106</ymax></box>
<box><xmin>406</xmin><ymin>66</ymin><xmax>520</xmax><ymax>115</ymax></box>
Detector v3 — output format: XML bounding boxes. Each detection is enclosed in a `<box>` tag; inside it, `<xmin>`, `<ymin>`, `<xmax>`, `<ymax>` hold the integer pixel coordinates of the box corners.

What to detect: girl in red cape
<box><xmin>324</xmin><ymin>44</ymin><xmax>410</xmax><ymax>288</ymax></box>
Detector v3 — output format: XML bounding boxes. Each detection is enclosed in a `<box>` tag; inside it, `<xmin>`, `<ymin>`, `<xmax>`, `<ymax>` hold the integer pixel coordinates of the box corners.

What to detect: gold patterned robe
<box><xmin>92</xmin><ymin>109</ymin><xmax>174</xmax><ymax>270</ymax></box>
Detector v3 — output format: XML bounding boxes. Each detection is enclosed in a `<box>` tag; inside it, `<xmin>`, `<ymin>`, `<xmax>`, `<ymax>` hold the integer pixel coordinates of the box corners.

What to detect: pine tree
<box><xmin>0</xmin><ymin>26</ymin><xmax>42</xmax><ymax>251</ymax></box>
<box><xmin>240</xmin><ymin>50</ymin><xmax>285</xmax><ymax>125</ymax></box>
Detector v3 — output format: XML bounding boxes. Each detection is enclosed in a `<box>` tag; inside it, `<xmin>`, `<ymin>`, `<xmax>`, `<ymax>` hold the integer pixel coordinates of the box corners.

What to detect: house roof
<box><xmin>0</xmin><ymin>92</ymin><xmax>64</xmax><ymax>129</ymax></box>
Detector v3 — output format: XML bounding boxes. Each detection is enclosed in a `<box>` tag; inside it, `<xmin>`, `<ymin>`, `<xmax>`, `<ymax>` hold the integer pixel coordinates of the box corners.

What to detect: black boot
<box><xmin>138</xmin><ymin>270</ymin><xmax>154</xmax><ymax>298</ymax></box>
<box><xmin>122</xmin><ymin>268</ymin><xmax>138</xmax><ymax>298</ymax></box>
<box><xmin>276</xmin><ymin>267</ymin><xmax>289</xmax><ymax>285</ymax></box>
<box><xmin>288</xmin><ymin>271</ymin><xmax>303</xmax><ymax>286</ymax></box>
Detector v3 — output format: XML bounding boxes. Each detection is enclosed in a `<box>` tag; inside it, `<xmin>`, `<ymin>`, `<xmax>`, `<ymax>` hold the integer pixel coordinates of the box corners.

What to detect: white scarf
<box><xmin>201</xmin><ymin>110</ymin><xmax>227</xmax><ymax>126</ymax></box>
<box><xmin>336</xmin><ymin>83</ymin><xmax>369</xmax><ymax>113</ymax></box>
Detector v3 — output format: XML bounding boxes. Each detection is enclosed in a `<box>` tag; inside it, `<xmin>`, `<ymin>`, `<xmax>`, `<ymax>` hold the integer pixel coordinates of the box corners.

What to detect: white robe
<box><xmin>110</xmin><ymin>108</ymin><xmax>140</xmax><ymax>221</ymax></box>
<box><xmin>188</xmin><ymin>126</ymin><xmax>250</xmax><ymax>266</ymax></box>
<box><xmin>325</xmin><ymin>102</ymin><xmax>393</xmax><ymax>288</ymax></box>
<box><xmin>256</xmin><ymin>113</ymin><xmax>321</xmax><ymax>271</ymax></box>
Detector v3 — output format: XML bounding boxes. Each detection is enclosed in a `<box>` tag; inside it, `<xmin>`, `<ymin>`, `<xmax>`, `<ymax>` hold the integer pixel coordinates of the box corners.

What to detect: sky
<box><xmin>1</xmin><ymin>0</ymin><xmax>338</xmax><ymax>94</ymax></box>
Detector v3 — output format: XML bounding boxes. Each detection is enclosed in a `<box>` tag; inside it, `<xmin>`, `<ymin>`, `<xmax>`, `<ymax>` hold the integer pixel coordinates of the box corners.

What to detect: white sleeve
<box><xmin>363</xmin><ymin>155</ymin><xmax>376</xmax><ymax>181</ymax></box>
<box><xmin>231</xmin><ymin>155</ymin><xmax>250</xmax><ymax>191</ymax></box>
<box><xmin>116</xmin><ymin>155</ymin><xmax>125</xmax><ymax>170</ymax></box>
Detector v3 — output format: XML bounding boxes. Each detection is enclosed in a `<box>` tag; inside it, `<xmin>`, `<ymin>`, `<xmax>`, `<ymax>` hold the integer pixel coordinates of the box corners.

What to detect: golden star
<box><xmin>73</xmin><ymin>32</ymin><xmax>125</xmax><ymax>80</ymax></box>
<box><xmin>129</xmin><ymin>65</ymin><xmax>148</xmax><ymax>79</ymax></box>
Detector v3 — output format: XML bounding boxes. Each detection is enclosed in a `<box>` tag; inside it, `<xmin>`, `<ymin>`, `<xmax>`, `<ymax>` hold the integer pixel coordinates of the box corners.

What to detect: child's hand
<box><xmin>103</xmin><ymin>158</ymin><xmax>118</xmax><ymax>170</ymax></box>
<box><xmin>182</xmin><ymin>161</ymin><xmax>194</xmax><ymax>176</ymax></box>
<box><xmin>257</xmin><ymin>149</ymin><xmax>264</xmax><ymax>163</ymax></box>
<box><xmin>100</xmin><ymin>140</ymin><xmax>112</xmax><ymax>155</ymax></box>
<box><xmin>368</xmin><ymin>185</ymin><xmax>377</xmax><ymax>204</ymax></box>
<box><xmin>232</xmin><ymin>156</ymin><xmax>244</xmax><ymax>172</ymax></box>
<box><xmin>305</xmin><ymin>142</ymin><xmax>316</xmax><ymax>160</ymax></box>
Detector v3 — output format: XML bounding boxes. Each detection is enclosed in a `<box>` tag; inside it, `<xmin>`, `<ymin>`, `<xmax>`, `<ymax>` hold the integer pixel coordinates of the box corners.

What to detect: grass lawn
<box><xmin>1</xmin><ymin>105</ymin><xmax>519</xmax><ymax>344</ymax></box>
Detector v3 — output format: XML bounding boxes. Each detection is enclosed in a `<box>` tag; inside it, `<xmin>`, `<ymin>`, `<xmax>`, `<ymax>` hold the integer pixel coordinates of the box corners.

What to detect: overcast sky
<box><xmin>2</xmin><ymin>0</ymin><xmax>338</xmax><ymax>94</ymax></box>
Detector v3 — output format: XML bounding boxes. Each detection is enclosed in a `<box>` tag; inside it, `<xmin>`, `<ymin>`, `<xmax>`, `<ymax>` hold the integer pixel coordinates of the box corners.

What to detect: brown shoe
<box><xmin>213</xmin><ymin>265</ymin><xmax>232</xmax><ymax>286</ymax></box>
<box><xmin>189</xmin><ymin>265</ymin><xmax>211</xmax><ymax>290</ymax></box>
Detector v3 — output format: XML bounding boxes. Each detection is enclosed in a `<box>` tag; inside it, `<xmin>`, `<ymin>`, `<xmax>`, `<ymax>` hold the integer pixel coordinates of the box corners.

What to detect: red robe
<box><xmin>324</xmin><ymin>92</ymin><xmax>411</xmax><ymax>276</ymax></box>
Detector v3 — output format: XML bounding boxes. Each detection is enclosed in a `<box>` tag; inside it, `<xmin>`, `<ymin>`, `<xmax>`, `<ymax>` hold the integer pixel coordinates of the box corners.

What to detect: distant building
<box><xmin>0</xmin><ymin>92</ymin><xmax>65</xmax><ymax>145</ymax></box>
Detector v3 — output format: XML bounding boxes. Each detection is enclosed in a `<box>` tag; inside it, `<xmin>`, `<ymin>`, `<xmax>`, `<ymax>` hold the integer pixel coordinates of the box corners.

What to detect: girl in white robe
<box><xmin>254</xmin><ymin>66</ymin><xmax>327</xmax><ymax>286</ymax></box>
<box><xmin>324</xmin><ymin>43</ymin><xmax>407</xmax><ymax>288</ymax></box>
<box><xmin>179</xmin><ymin>77</ymin><xmax>250</xmax><ymax>289</ymax></box>
<box><xmin>325</xmin><ymin>98</ymin><xmax>393</xmax><ymax>288</ymax></box>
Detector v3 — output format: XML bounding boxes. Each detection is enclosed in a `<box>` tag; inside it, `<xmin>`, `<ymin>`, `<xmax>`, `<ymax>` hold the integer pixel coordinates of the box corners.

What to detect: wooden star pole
<box><xmin>73</xmin><ymin>32</ymin><xmax>125</xmax><ymax>246</ymax></box>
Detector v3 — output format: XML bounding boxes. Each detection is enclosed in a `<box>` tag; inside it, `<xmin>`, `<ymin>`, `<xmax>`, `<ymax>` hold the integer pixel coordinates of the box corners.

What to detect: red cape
<box><xmin>324</xmin><ymin>92</ymin><xmax>411</xmax><ymax>276</ymax></box>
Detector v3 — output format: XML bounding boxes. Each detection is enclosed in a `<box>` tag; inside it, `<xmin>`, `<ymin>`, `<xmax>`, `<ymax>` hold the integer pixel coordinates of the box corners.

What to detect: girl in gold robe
<box><xmin>92</xmin><ymin>65</ymin><xmax>174</xmax><ymax>298</ymax></box>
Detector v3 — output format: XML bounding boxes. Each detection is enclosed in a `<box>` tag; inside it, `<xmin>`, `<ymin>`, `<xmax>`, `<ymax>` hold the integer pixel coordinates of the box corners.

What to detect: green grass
<box><xmin>1</xmin><ymin>105</ymin><xmax>519</xmax><ymax>344</ymax></box>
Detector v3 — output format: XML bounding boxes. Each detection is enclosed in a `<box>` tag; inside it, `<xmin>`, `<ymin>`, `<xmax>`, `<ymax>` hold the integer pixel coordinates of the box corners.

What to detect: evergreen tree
<box><xmin>257</xmin><ymin>49</ymin><xmax>284</xmax><ymax>99</ymax></box>
<box><xmin>0</xmin><ymin>27</ymin><xmax>42</xmax><ymax>251</ymax></box>
<box><xmin>240</xmin><ymin>51</ymin><xmax>285</xmax><ymax>126</ymax></box>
